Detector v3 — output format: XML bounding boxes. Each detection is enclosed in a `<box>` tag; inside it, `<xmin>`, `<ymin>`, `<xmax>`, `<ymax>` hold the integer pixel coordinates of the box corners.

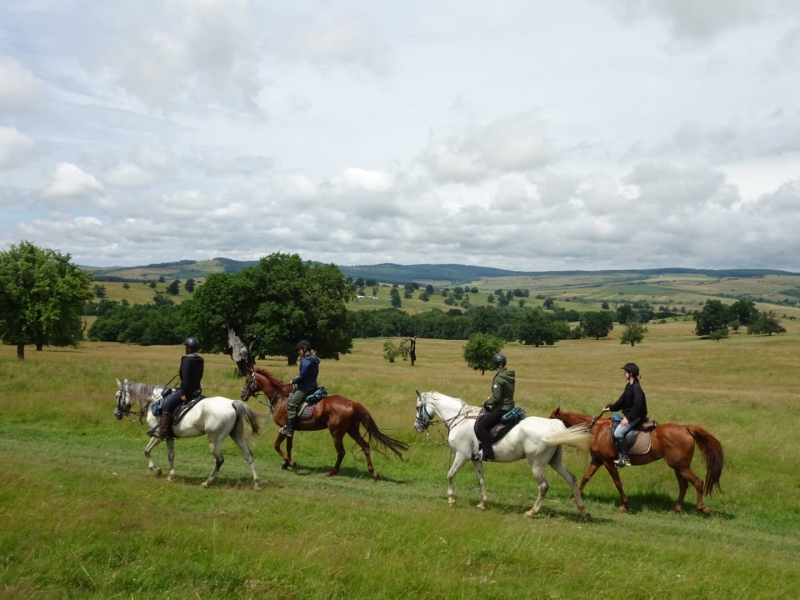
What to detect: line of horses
<box><xmin>114</xmin><ymin>369</ymin><xmax>724</xmax><ymax>518</ymax></box>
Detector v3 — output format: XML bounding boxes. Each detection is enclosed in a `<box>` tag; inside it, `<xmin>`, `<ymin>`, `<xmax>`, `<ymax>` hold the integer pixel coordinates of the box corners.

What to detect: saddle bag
<box><xmin>305</xmin><ymin>387</ymin><xmax>328</xmax><ymax>404</ymax></box>
<box><xmin>500</xmin><ymin>406</ymin><xmax>526</xmax><ymax>425</ymax></box>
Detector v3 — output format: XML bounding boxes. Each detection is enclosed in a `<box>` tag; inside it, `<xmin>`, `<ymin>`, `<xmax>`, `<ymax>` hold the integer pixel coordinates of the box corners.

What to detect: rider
<box><xmin>474</xmin><ymin>353</ymin><xmax>515</xmax><ymax>462</ymax></box>
<box><xmin>151</xmin><ymin>337</ymin><xmax>204</xmax><ymax>440</ymax></box>
<box><xmin>602</xmin><ymin>362</ymin><xmax>648</xmax><ymax>467</ymax></box>
<box><xmin>279</xmin><ymin>340</ymin><xmax>320</xmax><ymax>438</ymax></box>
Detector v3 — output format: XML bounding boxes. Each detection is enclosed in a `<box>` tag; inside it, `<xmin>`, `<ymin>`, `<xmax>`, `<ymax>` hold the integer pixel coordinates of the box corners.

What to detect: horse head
<box><xmin>114</xmin><ymin>378</ymin><xmax>131</xmax><ymax>420</ymax></box>
<box><xmin>414</xmin><ymin>390</ymin><xmax>433</xmax><ymax>432</ymax></box>
<box><xmin>241</xmin><ymin>369</ymin><xmax>258</xmax><ymax>401</ymax></box>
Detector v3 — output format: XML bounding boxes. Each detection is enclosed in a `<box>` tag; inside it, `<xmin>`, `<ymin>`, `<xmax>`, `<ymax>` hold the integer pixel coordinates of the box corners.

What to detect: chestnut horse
<box><xmin>550</xmin><ymin>407</ymin><xmax>724</xmax><ymax>514</ymax></box>
<box><xmin>241</xmin><ymin>368</ymin><xmax>408</xmax><ymax>479</ymax></box>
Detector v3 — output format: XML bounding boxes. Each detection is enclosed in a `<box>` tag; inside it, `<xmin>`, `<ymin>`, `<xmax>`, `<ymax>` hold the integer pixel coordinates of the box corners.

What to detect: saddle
<box><xmin>474</xmin><ymin>407</ymin><xmax>527</xmax><ymax>444</ymax></box>
<box><xmin>151</xmin><ymin>388</ymin><xmax>205</xmax><ymax>424</ymax></box>
<box><xmin>610</xmin><ymin>415</ymin><xmax>659</xmax><ymax>454</ymax></box>
<box><xmin>296</xmin><ymin>387</ymin><xmax>328</xmax><ymax>421</ymax></box>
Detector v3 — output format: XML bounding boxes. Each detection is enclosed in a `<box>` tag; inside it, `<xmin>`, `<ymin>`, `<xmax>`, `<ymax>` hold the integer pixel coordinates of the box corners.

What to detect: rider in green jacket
<box><xmin>474</xmin><ymin>353</ymin><xmax>515</xmax><ymax>461</ymax></box>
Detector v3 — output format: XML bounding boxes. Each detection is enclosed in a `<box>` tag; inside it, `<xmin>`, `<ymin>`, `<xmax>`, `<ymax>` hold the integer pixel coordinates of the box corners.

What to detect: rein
<box><xmin>417</xmin><ymin>397</ymin><xmax>475</xmax><ymax>446</ymax></box>
<box><xmin>243</xmin><ymin>372</ymin><xmax>287</xmax><ymax>425</ymax></box>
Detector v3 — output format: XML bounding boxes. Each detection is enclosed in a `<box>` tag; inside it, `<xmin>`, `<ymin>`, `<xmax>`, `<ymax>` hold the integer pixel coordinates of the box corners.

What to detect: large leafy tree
<box><xmin>513</xmin><ymin>308</ymin><xmax>555</xmax><ymax>347</ymax></box>
<box><xmin>694</xmin><ymin>299</ymin><xmax>729</xmax><ymax>337</ymax></box>
<box><xmin>0</xmin><ymin>241</ymin><xmax>93</xmax><ymax>359</ymax></box>
<box><xmin>181</xmin><ymin>253</ymin><xmax>353</xmax><ymax>364</ymax></box>
<box><xmin>580</xmin><ymin>311</ymin><xmax>615</xmax><ymax>339</ymax></box>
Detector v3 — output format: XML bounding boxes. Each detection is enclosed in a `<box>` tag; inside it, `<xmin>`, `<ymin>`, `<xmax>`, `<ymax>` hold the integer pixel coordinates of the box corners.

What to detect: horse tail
<box><xmin>544</xmin><ymin>424</ymin><xmax>591</xmax><ymax>463</ymax></box>
<box><xmin>687</xmin><ymin>425</ymin><xmax>724</xmax><ymax>497</ymax></box>
<box><xmin>352</xmin><ymin>402</ymin><xmax>409</xmax><ymax>460</ymax></box>
<box><xmin>233</xmin><ymin>400</ymin><xmax>261</xmax><ymax>435</ymax></box>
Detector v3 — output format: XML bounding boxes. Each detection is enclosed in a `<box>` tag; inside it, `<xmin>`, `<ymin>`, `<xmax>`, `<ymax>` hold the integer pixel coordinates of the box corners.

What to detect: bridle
<box><xmin>415</xmin><ymin>393</ymin><xmax>472</xmax><ymax>445</ymax></box>
<box><xmin>114</xmin><ymin>387</ymin><xmax>150</xmax><ymax>424</ymax></box>
<box><xmin>241</xmin><ymin>371</ymin><xmax>285</xmax><ymax>423</ymax></box>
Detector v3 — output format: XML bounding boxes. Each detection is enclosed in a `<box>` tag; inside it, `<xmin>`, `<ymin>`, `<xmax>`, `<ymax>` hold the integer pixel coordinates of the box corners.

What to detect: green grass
<box><xmin>2</xmin><ymin>324</ymin><xmax>800</xmax><ymax>598</ymax></box>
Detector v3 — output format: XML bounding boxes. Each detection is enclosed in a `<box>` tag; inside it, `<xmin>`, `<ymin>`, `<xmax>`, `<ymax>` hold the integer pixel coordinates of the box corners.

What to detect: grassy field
<box><xmin>2</xmin><ymin>321</ymin><xmax>800</xmax><ymax>598</ymax></box>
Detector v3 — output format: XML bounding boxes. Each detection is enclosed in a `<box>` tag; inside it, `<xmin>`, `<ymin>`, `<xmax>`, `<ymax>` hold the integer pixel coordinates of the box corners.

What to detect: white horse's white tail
<box><xmin>543</xmin><ymin>425</ymin><xmax>591</xmax><ymax>464</ymax></box>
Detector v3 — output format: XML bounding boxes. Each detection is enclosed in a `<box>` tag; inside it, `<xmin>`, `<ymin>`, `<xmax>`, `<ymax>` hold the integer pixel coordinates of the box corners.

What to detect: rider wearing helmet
<box><xmin>150</xmin><ymin>337</ymin><xmax>205</xmax><ymax>440</ymax></box>
<box><xmin>474</xmin><ymin>353</ymin><xmax>515</xmax><ymax>462</ymax></box>
<box><xmin>601</xmin><ymin>362</ymin><xmax>648</xmax><ymax>467</ymax></box>
<box><xmin>279</xmin><ymin>340</ymin><xmax>320</xmax><ymax>437</ymax></box>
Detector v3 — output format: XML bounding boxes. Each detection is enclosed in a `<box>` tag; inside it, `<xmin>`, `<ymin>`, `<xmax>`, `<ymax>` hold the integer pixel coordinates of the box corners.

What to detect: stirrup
<box><xmin>471</xmin><ymin>449</ymin><xmax>483</xmax><ymax>461</ymax></box>
<box><xmin>279</xmin><ymin>425</ymin><xmax>293</xmax><ymax>437</ymax></box>
<box><xmin>614</xmin><ymin>455</ymin><xmax>627</xmax><ymax>468</ymax></box>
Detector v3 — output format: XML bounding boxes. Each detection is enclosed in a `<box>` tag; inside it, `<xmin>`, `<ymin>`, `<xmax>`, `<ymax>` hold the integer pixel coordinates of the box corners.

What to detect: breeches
<box><xmin>613</xmin><ymin>418</ymin><xmax>641</xmax><ymax>440</ymax></box>
<box><xmin>163</xmin><ymin>389</ymin><xmax>185</xmax><ymax>413</ymax></box>
<box><xmin>476</xmin><ymin>409</ymin><xmax>507</xmax><ymax>445</ymax></box>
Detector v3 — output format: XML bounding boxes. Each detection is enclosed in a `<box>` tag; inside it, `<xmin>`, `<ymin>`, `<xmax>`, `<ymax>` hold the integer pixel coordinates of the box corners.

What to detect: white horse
<box><xmin>414</xmin><ymin>391</ymin><xmax>591</xmax><ymax>519</ymax></box>
<box><xmin>114</xmin><ymin>379</ymin><xmax>262</xmax><ymax>490</ymax></box>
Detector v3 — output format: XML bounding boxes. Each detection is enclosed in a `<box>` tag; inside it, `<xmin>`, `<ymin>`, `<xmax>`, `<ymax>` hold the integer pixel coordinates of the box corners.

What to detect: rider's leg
<box><xmin>150</xmin><ymin>389</ymin><xmax>182</xmax><ymax>438</ymax></box>
<box><xmin>477</xmin><ymin>410</ymin><xmax>504</xmax><ymax>461</ymax></box>
<box><xmin>280</xmin><ymin>389</ymin><xmax>308</xmax><ymax>437</ymax></box>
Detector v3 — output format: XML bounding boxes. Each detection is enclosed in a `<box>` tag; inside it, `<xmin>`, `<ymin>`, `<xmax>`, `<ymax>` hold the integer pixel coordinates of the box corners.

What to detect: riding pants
<box><xmin>476</xmin><ymin>408</ymin><xmax>508</xmax><ymax>459</ymax></box>
<box><xmin>613</xmin><ymin>417</ymin><xmax>642</xmax><ymax>454</ymax></box>
<box><xmin>163</xmin><ymin>389</ymin><xmax>186</xmax><ymax>413</ymax></box>
<box><xmin>286</xmin><ymin>388</ymin><xmax>312</xmax><ymax>426</ymax></box>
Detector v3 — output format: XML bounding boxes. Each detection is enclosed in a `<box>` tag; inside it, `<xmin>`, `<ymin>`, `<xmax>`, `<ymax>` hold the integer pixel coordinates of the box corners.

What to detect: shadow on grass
<box><xmin>275</xmin><ymin>463</ymin><xmax>409</xmax><ymax>484</ymax></box>
<box><xmin>580</xmin><ymin>489</ymin><xmax>734</xmax><ymax>519</ymax></box>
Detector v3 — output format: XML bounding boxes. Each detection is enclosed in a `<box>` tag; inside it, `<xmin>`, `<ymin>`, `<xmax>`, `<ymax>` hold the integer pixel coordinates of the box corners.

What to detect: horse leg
<box><xmin>444</xmin><ymin>453</ymin><xmax>474</xmax><ymax>508</ymax></box>
<box><xmin>523</xmin><ymin>461</ymin><xmax>549</xmax><ymax>518</ymax></box>
<box><xmin>231</xmin><ymin>431</ymin><xmax>261</xmax><ymax>491</ymax></box>
<box><xmin>144</xmin><ymin>437</ymin><xmax>162</xmax><ymax>478</ymax></box>
<box><xmin>603</xmin><ymin>462</ymin><xmax>630</xmax><ymax>511</ymax></box>
<box><xmin>669</xmin><ymin>466</ymin><xmax>710</xmax><ymax>515</ymax></box>
<box><xmin>201</xmin><ymin>435</ymin><xmax>224</xmax><ymax>488</ymax></box>
<box><xmin>347</xmin><ymin>426</ymin><xmax>378</xmax><ymax>481</ymax></box>
<box><xmin>326</xmin><ymin>430</ymin><xmax>347</xmax><ymax>477</ymax></box>
<box><xmin>165</xmin><ymin>438</ymin><xmax>177</xmax><ymax>482</ymax></box>
<box><xmin>548</xmin><ymin>450</ymin><xmax>590</xmax><ymax>521</ymax></box>
<box><xmin>274</xmin><ymin>434</ymin><xmax>295</xmax><ymax>470</ymax></box>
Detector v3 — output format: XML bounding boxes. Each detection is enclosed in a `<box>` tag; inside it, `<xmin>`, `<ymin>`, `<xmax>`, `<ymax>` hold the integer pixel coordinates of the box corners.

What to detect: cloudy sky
<box><xmin>2</xmin><ymin>0</ymin><xmax>800</xmax><ymax>272</ymax></box>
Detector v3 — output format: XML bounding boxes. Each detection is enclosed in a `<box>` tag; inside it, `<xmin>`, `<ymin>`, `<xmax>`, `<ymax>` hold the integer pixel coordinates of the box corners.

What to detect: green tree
<box><xmin>694</xmin><ymin>300</ymin><xmax>729</xmax><ymax>337</ymax></box>
<box><xmin>728</xmin><ymin>299</ymin><xmax>758</xmax><ymax>326</ymax></box>
<box><xmin>580</xmin><ymin>311</ymin><xmax>615</xmax><ymax>339</ymax></box>
<box><xmin>0</xmin><ymin>241</ymin><xmax>93</xmax><ymax>359</ymax></box>
<box><xmin>514</xmin><ymin>308</ymin><xmax>555</xmax><ymax>347</ymax></box>
<box><xmin>747</xmin><ymin>311</ymin><xmax>786</xmax><ymax>336</ymax></box>
<box><xmin>93</xmin><ymin>284</ymin><xmax>106</xmax><ymax>298</ymax></box>
<box><xmin>166</xmin><ymin>279</ymin><xmax>181</xmax><ymax>295</ymax></box>
<box><xmin>419</xmin><ymin>291</ymin><xmax>430</xmax><ymax>302</ymax></box>
<box><xmin>184</xmin><ymin>278</ymin><xmax>196</xmax><ymax>293</ymax></box>
<box><xmin>181</xmin><ymin>253</ymin><xmax>353</xmax><ymax>364</ymax></box>
<box><xmin>463</xmin><ymin>332</ymin><xmax>504</xmax><ymax>375</ymax></box>
<box><xmin>390</xmin><ymin>287</ymin><xmax>402</xmax><ymax>308</ymax></box>
<box><xmin>620</xmin><ymin>321</ymin><xmax>648</xmax><ymax>347</ymax></box>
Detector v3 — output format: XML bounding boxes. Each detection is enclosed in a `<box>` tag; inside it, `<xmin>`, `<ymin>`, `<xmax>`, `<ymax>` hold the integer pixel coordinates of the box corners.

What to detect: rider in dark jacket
<box><xmin>151</xmin><ymin>337</ymin><xmax>204</xmax><ymax>439</ymax></box>
<box><xmin>602</xmin><ymin>362</ymin><xmax>647</xmax><ymax>467</ymax></box>
<box><xmin>279</xmin><ymin>340</ymin><xmax>320</xmax><ymax>437</ymax></box>
<box><xmin>474</xmin><ymin>353</ymin><xmax>515</xmax><ymax>462</ymax></box>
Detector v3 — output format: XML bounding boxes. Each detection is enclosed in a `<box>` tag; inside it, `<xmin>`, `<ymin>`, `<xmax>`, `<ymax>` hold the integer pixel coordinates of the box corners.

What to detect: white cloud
<box><xmin>275</xmin><ymin>16</ymin><xmax>392</xmax><ymax>75</ymax></box>
<box><xmin>0</xmin><ymin>127</ymin><xmax>36</xmax><ymax>168</ymax></box>
<box><xmin>103</xmin><ymin>163</ymin><xmax>153</xmax><ymax>188</ymax></box>
<box><xmin>0</xmin><ymin>57</ymin><xmax>43</xmax><ymax>112</ymax></box>
<box><xmin>42</xmin><ymin>163</ymin><xmax>103</xmax><ymax>198</ymax></box>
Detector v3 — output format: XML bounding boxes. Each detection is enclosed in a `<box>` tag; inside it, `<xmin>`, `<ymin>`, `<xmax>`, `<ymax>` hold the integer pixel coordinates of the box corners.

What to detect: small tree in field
<box><xmin>620</xmin><ymin>321</ymin><xmax>648</xmax><ymax>347</ymax></box>
<box><xmin>463</xmin><ymin>332</ymin><xmax>504</xmax><ymax>375</ymax></box>
<box><xmin>383</xmin><ymin>340</ymin><xmax>409</xmax><ymax>363</ymax></box>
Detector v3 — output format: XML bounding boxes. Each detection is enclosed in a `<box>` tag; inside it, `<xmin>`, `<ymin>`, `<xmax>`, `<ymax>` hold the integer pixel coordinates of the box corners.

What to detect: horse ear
<box><xmin>415</xmin><ymin>390</ymin><xmax>422</xmax><ymax>399</ymax></box>
<box><xmin>116</xmin><ymin>378</ymin><xmax>121</xmax><ymax>386</ymax></box>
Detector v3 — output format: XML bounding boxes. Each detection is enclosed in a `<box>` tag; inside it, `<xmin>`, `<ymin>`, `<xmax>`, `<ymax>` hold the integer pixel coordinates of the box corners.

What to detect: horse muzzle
<box><xmin>114</xmin><ymin>409</ymin><xmax>123</xmax><ymax>420</ymax></box>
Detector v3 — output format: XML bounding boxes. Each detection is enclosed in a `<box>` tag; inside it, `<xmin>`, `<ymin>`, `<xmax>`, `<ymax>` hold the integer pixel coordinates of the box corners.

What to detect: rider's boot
<box><xmin>279</xmin><ymin>411</ymin><xmax>295</xmax><ymax>437</ymax></box>
<box><xmin>153</xmin><ymin>411</ymin><xmax>172</xmax><ymax>440</ymax></box>
<box><xmin>613</xmin><ymin>437</ymin><xmax>628</xmax><ymax>468</ymax></box>
<box><xmin>482</xmin><ymin>444</ymin><xmax>494</xmax><ymax>462</ymax></box>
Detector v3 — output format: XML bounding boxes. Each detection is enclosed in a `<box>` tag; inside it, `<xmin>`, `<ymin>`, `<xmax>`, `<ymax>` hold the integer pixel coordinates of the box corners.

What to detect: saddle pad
<box><xmin>173</xmin><ymin>395</ymin><xmax>205</xmax><ymax>425</ymax></box>
<box><xmin>298</xmin><ymin>403</ymin><xmax>315</xmax><ymax>421</ymax></box>
<box><xmin>630</xmin><ymin>431</ymin><xmax>652</xmax><ymax>454</ymax></box>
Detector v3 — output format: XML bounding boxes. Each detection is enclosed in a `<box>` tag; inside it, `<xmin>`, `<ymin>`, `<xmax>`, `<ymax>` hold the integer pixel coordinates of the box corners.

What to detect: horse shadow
<box><xmin>280</xmin><ymin>463</ymin><xmax>408</xmax><ymax>484</ymax></box>
<box><xmin>582</xmin><ymin>490</ymin><xmax>735</xmax><ymax>519</ymax></box>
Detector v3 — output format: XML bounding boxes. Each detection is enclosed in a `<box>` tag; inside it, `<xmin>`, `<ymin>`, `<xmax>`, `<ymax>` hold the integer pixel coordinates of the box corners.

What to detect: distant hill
<box><xmin>83</xmin><ymin>258</ymin><xmax>800</xmax><ymax>285</ymax></box>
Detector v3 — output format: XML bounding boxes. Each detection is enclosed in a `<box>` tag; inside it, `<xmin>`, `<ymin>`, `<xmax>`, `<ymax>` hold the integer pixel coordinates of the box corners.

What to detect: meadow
<box><xmin>1</xmin><ymin>320</ymin><xmax>799</xmax><ymax>599</ymax></box>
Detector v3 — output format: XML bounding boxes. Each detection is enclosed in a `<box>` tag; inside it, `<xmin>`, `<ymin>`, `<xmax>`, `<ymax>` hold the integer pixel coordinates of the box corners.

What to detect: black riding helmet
<box><xmin>295</xmin><ymin>340</ymin><xmax>312</xmax><ymax>350</ymax></box>
<box><xmin>491</xmin><ymin>353</ymin><xmax>507</xmax><ymax>368</ymax></box>
<box><xmin>183</xmin><ymin>337</ymin><xmax>200</xmax><ymax>351</ymax></box>
<box><xmin>621</xmin><ymin>362</ymin><xmax>640</xmax><ymax>377</ymax></box>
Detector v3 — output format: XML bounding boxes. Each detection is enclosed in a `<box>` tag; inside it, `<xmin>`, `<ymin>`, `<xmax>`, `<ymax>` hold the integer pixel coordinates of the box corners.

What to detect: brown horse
<box><xmin>550</xmin><ymin>407</ymin><xmax>724</xmax><ymax>514</ymax></box>
<box><xmin>241</xmin><ymin>367</ymin><xmax>408</xmax><ymax>479</ymax></box>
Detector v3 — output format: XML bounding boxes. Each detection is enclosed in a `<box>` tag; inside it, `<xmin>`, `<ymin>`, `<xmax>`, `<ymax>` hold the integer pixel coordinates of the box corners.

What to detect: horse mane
<box><xmin>122</xmin><ymin>380</ymin><xmax>160</xmax><ymax>402</ymax></box>
<box><xmin>428</xmin><ymin>391</ymin><xmax>482</xmax><ymax>417</ymax></box>
<box><xmin>253</xmin><ymin>367</ymin><xmax>290</xmax><ymax>389</ymax></box>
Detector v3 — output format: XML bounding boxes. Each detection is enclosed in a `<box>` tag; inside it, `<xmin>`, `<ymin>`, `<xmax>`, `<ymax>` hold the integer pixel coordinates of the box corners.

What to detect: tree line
<box><xmin>0</xmin><ymin>241</ymin><xmax>788</xmax><ymax>361</ymax></box>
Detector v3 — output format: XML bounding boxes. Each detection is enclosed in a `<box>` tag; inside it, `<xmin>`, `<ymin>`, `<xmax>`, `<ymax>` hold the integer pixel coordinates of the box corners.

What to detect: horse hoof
<box><xmin>325</xmin><ymin>470</ymin><xmax>338</xmax><ymax>477</ymax></box>
<box><xmin>524</xmin><ymin>509</ymin><xmax>537</xmax><ymax>518</ymax></box>
<box><xmin>200</xmin><ymin>481</ymin><xmax>210</xmax><ymax>488</ymax></box>
<box><xmin>582</xmin><ymin>512</ymin><xmax>592</xmax><ymax>522</ymax></box>
<box><xmin>699</xmin><ymin>507</ymin><xmax>711</xmax><ymax>516</ymax></box>
<box><xmin>154</xmin><ymin>468</ymin><xmax>162</xmax><ymax>478</ymax></box>
<box><xmin>476</xmin><ymin>504</ymin><xmax>486</xmax><ymax>511</ymax></box>
<box><xmin>371</xmin><ymin>472</ymin><xmax>380</xmax><ymax>481</ymax></box>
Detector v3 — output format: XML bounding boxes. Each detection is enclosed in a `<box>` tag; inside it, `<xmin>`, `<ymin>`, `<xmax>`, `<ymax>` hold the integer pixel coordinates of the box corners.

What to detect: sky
<box><xmin>2</xmin><ymin>0</ymin><xmax>800</xmax><ymax>272</ymax></box>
